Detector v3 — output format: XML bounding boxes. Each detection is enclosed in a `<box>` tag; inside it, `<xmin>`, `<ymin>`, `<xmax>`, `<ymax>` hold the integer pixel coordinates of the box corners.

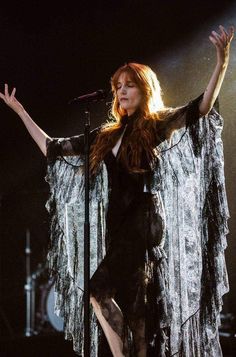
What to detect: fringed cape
<box><xmin>45</xmin><ymin>105</ymin><xmax>229</xmax><ymax>356</ymax></box>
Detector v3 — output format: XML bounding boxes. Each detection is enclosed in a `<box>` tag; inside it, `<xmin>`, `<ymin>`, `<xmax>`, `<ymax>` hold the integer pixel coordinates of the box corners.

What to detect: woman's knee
<box><xmin>90</xmin><ymin>295</ymin><xmax>100</xmax><ymax>309</ymax></box>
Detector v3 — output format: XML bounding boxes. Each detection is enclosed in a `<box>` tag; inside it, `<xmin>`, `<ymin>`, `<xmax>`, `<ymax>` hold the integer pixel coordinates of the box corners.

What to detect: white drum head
<box><xmin>46</xmin><ymin>284</ymin><xmax>64</xmax><ymax>332</ymax></box>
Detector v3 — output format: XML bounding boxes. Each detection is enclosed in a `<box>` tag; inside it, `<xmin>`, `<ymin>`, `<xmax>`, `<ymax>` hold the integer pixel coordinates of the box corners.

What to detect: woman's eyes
<box><xmin>117</xmin><ymin>84</ymin><xmax>135</xmax><ymax>89</ymax></box>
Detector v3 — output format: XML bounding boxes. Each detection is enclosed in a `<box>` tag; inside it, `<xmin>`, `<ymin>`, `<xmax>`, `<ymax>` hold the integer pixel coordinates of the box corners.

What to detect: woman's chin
<box><xmin>120</xmin><ymin>105</ymin><xmax>134</xmax><ymax>112</ymax></box>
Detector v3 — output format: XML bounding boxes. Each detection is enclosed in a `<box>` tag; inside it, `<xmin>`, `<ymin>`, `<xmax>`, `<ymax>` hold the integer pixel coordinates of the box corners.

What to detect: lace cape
<box><xmin>45</xmin><ymin>107</ymin><xmax>229</xmax><ymax>356</ymax></box>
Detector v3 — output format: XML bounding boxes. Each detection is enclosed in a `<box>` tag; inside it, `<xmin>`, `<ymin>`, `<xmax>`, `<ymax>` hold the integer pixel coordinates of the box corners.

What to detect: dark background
<box><xmin>0</xmin><ymin>0</ymin><xmax>235</xmax><ymax>352</ymax></box>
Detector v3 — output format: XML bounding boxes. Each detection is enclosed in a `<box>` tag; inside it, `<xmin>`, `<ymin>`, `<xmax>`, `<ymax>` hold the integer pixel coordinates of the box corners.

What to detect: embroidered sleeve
<box><xmin>46</xmin><ymin>126</ymin><xmax>101</xmax><ymax>162</ymax></box>
<box><xmin>166</xmin><ymin>93</ymin><xmax>204</xmax><ymax>134</ymax></box>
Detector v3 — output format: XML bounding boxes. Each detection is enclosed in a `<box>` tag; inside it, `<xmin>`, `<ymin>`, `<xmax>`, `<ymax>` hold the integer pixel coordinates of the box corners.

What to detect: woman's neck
<box><xmin>121</xmin><ymin>110</ymin><xmax>139</xmax><ymax>126</ymax></box>
<box><xmin>127</xmin><ymin>109</ymin><xmax>136</xmax><ymax>117</ymax></box>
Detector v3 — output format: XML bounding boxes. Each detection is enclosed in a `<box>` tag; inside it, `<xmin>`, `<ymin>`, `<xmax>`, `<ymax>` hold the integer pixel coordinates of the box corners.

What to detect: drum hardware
<box><xmin>219</xmin><ymin>313</ymin><xmax>236</xmax><ymax>356</ymax></box>
<box><xmin>24</xmin><ymin>227</ymin><xmax>63</xmax><ymax>336</ymax></box>
<box><xmin>219</xmin><ymin>312</ymin><xmax>236</xmax><ymax>337</ymax></box>
<box><xmin>35</xmin><ymin>277</ymin><xmax>64</xmax><ymax>334</ymax></box>
<box><xmin>24</xmin><ymin>228</ymin><xmax>36</xmax><ymax>337</ymax></box>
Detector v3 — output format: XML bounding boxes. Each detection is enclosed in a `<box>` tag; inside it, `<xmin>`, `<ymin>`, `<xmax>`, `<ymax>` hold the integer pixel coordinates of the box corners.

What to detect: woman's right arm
<box><xmin>0</xmin><ymin>84</ymin><xmax>51</xmax><ymax>156</ymax></box>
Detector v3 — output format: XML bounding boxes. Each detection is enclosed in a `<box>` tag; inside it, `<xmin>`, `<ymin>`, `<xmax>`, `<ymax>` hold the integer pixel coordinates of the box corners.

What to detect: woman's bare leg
<box><xmin>90</xmin><ymin>296</ymin><xmax>129</xmax><ymax>357</ymax></box>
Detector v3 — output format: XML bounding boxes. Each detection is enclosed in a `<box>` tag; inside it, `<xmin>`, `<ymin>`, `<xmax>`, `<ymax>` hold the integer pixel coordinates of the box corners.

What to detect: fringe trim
<box><xmin>44</xmin><ymin>107</ymin><xmax>229</xmax><ymax>357</ymax></box>
<box><xmin>45</xmin><ymin>157</ymin><xmax>108</xmax><ymax>357</ymax></box>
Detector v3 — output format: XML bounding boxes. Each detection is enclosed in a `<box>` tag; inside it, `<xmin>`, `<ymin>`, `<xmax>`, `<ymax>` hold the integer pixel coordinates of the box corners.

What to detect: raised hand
<box><xmin>0</xmin><ymin>83</ymin><xmax>24</xmax><ymax>115</ymax></box>
<box><xmin>209</xmin><ymin>25</ymin><xmax>234</xmax><ymax>66</ymax></box>
<box><xmin>0</xmin><ymin>83</ymin><xmax>50</xmax><ymax>155</ymax></box>
<box><xmin>199</xmin><ymin>25</ymin><xmax>234</xmax><ymax>115</ymax></box>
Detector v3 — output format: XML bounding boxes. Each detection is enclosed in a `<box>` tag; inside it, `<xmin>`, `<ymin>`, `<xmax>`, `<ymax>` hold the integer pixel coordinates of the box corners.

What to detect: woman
<box><xmin>0</xmin><ymin>25</ymin><xmax>234</xmax><ymax>356</ymax></box>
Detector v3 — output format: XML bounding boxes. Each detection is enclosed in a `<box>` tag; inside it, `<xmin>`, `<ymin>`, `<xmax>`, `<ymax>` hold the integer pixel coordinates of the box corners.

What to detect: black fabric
<box><xmin>90</xmin><ymin>112</ymin><xmax>163</xmax><ymax>355</ymax></box>
<box><xmin>90</xmin><ymin>192</ymin><xmax>167</xmax><ymax>356</ymax></box>
<box><xmin>46</xmin><ymin>126</ymin><xmax>101</xmax><ymax>163</ymax></box>
<box><xmin>46</xmin><ymin>95</ymin><xmax>206</xmax><ymax>356</ymax></box>
<box><xmin>89</xmin><ymin>103</ymin><xmax>202</xmax><ymax>356</ymax></box>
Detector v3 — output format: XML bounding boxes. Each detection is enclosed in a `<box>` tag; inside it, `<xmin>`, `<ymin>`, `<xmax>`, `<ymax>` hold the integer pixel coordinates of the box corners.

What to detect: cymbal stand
<box><xmin>24</xmin><ymin>228</ymin><xmax>35</xmax><ymax>336</ymax></box>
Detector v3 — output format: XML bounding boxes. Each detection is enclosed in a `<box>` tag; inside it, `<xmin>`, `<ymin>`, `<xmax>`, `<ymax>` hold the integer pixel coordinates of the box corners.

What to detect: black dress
<box><xmin>87</xmin><ymin>112</ymin><xmax>167</xmax><ymax>356</ymax></box>
<box><xmin>46</xmin><ymin>98</ymin><xmax>202</xmax><ymax>356</ymax></box>
<box><xmin>46</xmin><ymin>93</ymin><xmax>229</xmax><ymax>356</ymax></box>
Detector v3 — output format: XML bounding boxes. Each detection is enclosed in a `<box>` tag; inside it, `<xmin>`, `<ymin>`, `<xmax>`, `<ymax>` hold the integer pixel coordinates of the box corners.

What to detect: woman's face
<box><xmin>116</xmin><ymin>72</ymin><xmax>142</xmax><ymax>116</ymax></box>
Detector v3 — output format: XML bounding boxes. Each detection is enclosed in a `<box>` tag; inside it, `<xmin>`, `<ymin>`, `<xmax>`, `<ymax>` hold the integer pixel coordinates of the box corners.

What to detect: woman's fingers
<box><xmin>209</xmin><ymin>25</ymin><xmax>234</xmax><ymax>65</ymax></box>
<box><xmin>211</xmin><ymin>30</ymin><xmax>225</xmax><ymax>47</ymax></box>
<box><xmin>209</xmin><ymin>32</ymin><xmax>224</xmax><ymax>49</ymax></box>
<box><xmin>209</xmin><ymin>37</ymin><xmax>222</xmax><ymax>51</ymax></box>
<box><xmin>0</xmin><ymin>85</ymin><xmax>8</xmax><ymax>103</ymax></box>
<box><xmin>209</xmin><ymin>25</ymin><xmax>234</xmax><ymax>50</ymax></box>
<box><xmin>10</xmin><ymin>87</ymin><xmax>16</xmax><ymax>98</ymax></box>
<box><xmin>0</xmin><ymin>84</ymin><xmax>17</xmax><ymax>106</ymax></box>
<box><xmin>0</xmin><ymin>92</ymin><xmax>6</xmax><ymax>101</ymax></box>
<box><xmin>1</xmin><ymin>84</ymin><xmax>17</xmax><ymax>100</ymax></box>
<box><xmin>229</xmin><ymin>26</ymin><xmax>235</xmax><ymax>42</ymax></box>
<box><xmin>220</xmin><ymin>25</ymin><xmax>235</xmax><ymax>41</ymax></box>
<box><xmin>219</xmin><ymin>25</ymin><xmax>227</xmax><ymax>43</ymax></box>
<box><xmin>216</xmin><ymin>25</ymin><xmax>234</xmax><ymax>46</ymax></box>
<box><xmin>4</xmin><ymin>83</ymin><xmax>10</xmax><ymax>99</ymax></box>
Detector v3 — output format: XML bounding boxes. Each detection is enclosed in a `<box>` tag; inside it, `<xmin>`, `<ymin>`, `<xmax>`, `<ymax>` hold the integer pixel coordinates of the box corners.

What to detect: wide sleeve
<box><xmin>46</xmin><ymin>126</ymin><xmax>101</xmax><ymax>162</ymax></box>
<box><xmin>44</xmin><ymin>133</ymin><xmax>109</xmax><ymax>356</ymax></box>
<box><xmin>151</xmin><ymin>105</ymin><xmax>230</xmax><ymax>355</ymax></box>
<box><xmin>156</xmin><ymin>93</ymin><xmax>222</xmax><ymax>158</ymax></box>
<box><xmin>165</xmin><ymin>92</ymin><xmax>204</xmax><ymax>133</ymax></box>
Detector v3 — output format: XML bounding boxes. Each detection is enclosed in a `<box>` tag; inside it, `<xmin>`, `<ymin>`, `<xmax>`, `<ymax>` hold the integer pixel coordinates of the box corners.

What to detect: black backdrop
<box><xmin>0</xmin><ymin>0</ymin><xmax>235</xmax><ymax>342</ymax></box>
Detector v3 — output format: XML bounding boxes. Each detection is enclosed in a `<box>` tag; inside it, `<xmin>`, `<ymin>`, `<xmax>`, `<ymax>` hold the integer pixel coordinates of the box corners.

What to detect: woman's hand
<box><xmin>0</xmin><ymin>83</ymin><xmax>24</xmax><ymax>115</ymax></box>
<box><xmin>0</xmin><ymin>83</ymin><xmax>50</xmax><ymax>156</ymax></box>
<box><xmin>199</xmin><ymin>25</ymin><xmax>234</xmax><ymax>115</ymax></box>
<box><xmin>209</xmin><ymin>25</ymin><xmax>234</xmax><ymax>66</ymax></box>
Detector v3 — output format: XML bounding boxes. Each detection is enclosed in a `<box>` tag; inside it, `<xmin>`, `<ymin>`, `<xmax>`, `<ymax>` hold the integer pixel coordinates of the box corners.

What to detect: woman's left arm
<box><xmin>199</xmin><ymin>25</ymin><xmax>234</xmax><ymax>116</ymax></box>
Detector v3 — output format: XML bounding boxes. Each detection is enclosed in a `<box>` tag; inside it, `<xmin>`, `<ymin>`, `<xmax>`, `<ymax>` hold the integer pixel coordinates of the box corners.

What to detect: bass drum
<box><xmin>36</xmin><ymin>278</ymin><xmax>64</xmax><ymax>333</ymax></box>
<box><xmin>46</xmin><ymin>281</ymin><xmax>64</xmax><ymax>332</ymax></box>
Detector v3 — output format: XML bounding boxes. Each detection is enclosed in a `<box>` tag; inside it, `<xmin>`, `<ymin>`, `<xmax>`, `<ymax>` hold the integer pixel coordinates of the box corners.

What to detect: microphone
<box><xmin>68</xmin><ymin>89</ymin><xmax>107</xmax><ymax>104</ymax></box>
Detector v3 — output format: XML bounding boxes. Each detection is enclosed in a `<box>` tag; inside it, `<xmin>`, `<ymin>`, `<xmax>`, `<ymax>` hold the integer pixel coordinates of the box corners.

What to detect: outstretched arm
<box><xmin>0</xmin><ymin>84</ymin><xmax>51</xmax><ymax>156</ymax></box>
<box><xmin>199</xmin><ymin>25</ymin><xmax>234</xmax><ymax>116</ymax></box>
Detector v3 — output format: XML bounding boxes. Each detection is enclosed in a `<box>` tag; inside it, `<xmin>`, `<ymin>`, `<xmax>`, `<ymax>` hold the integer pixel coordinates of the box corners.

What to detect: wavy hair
<box><xmin>89</xmin><ymin>62</ymin><xmax>170</xmax><ymax>176</ymax></box>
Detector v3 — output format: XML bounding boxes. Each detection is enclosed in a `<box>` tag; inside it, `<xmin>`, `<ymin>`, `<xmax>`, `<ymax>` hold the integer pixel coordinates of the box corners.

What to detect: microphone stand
<box><xmin>68</xmin><ymin>90</ymin><xmax>107</xmax><ymax>356</ymax></box>
<box><xmin>84</xmin><ymin>104</ymin><xmax>91</xmax><ymax>357</ymax></box>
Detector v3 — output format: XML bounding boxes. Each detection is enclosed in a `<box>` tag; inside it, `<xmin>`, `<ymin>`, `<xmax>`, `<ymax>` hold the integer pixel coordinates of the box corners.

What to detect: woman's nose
<box><xmin>120</xmin><ymin>85</ymin><xmax>127</xmax><ymax>94</ymax></box>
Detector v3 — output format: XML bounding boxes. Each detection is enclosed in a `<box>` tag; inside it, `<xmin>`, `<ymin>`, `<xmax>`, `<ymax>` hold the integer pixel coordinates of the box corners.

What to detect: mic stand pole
<box><xmin>24</xmin><ymin>228</ymin><xmax>35</xmax><ymax>336</ymax></box>
<box><xmin>84</xmin><ymin>103</ymin><xmax>91</xmax><ymax>357</ymax></box>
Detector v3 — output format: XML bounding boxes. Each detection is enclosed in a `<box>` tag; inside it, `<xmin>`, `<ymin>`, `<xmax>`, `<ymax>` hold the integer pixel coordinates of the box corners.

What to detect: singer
<box><xmin>0</xmin><ymin>25</ymin><xmax>234</xmax><ymax>356</ymax></box>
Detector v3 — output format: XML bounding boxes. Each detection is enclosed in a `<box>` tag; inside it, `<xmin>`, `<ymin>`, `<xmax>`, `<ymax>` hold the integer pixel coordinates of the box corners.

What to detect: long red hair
<box><xmin>89</xmin><ymin>63</ymin><xmax>171</xmax><ymax>176</ymax></box>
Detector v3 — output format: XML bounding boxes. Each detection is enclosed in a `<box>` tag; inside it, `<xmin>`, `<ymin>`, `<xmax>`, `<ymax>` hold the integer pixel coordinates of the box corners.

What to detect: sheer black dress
<box><xmin>89</xmin><ymin>112</ymin><xmax>167</xmax><ymax>356</ymax></box>
<box><xmin>46</xmin><ymin>96</ymin><xmax>203</xmax><ymax>356</ymax></box>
